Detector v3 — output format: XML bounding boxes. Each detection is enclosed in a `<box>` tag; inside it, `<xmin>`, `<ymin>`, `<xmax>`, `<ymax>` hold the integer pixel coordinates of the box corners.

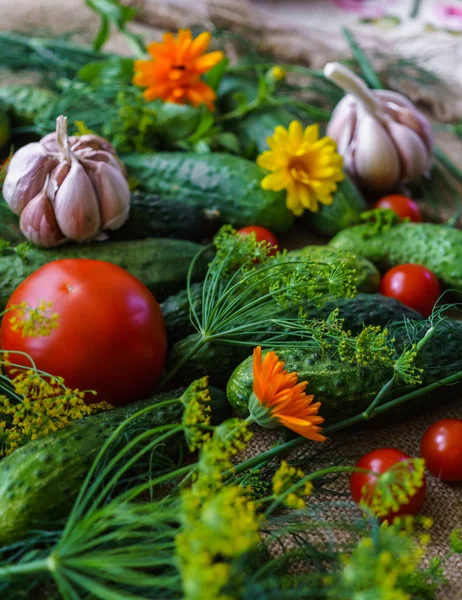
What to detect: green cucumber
<box><xmin>227</xmin><ymin>319</ymin><xmax>462</xmax><ymax>421</ymax></box>
<box><xmin>303</xmin><ymin>177</ymin><xmax>366</xmax><ymax>236</ymax></box>
<box><xmin>111</xmin><ymin>192</ymin><xmax>220</xmax><ymax>241</ymax></box>
<box><xmin>166</xmin><ymin>294</ymin><xmax>422</xmax><ymax>387</ymax></box>
<box><xmin>122</xmin><ymin>152</ymin><xmax>294</xmax><ymax>233</ymax></box>
<box><xmin>0</xmin><ymin>386</ymin><xmax>230</xmax><ymax>544</ymax></box>
<box><xmin>0</xmin><ymin>238</ymin><xmax>211</xmax><ymax>309</ymax></box>
<box><xmin>330</xmin><ymin>222</ymin><xmax>462</xmax><ymax>292</ymax></box>
<box><xmin>0</xmin><ymin>85</ymin><xmax>58</xmax><ymax>126</ymax></box>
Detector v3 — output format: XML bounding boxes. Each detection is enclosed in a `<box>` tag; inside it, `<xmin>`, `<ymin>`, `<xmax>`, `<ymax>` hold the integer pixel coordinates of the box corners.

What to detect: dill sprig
<box><xmin>162</xmin><ymin>226</ymin><xmax>358</xmax><ymax>385</ymax></box>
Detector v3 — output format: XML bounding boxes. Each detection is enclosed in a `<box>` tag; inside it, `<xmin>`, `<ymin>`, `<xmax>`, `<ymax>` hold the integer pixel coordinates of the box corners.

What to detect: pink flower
<box><xmin>333</xmin><ymin>0</ymin><xmax>390</xmax><ymax>19</ymax></box>
<box><xmin>433</xmin><ymin>2</ymin><xmax>462</xmax><ymax>32</ymax></box>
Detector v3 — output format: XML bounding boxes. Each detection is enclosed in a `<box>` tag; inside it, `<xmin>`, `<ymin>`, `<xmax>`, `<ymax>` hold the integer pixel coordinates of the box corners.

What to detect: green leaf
<box><xmin>92</xmin><ymin>15</ymin><xmax>110</xmax><ymax>51</ymax></box>
<box><xmin>0</xmin><ymin>200</ymin><xmax>24</xmax><ymax>245</ymax></box>
<box><xmin>343</xmin><ymin>27</ymin><xmax>382</xmax><ymax>90</ymax></box>
<box><xmin>214</xmin><ymin>132</ymin><xmax>241</xmax><ymax>154</ymax></box>
<box><xmin>155</xmin><ymin>102</ymin><xmax>202</xmax><ymax>143</ymax></box>
<box><xmin>77</xmin><ymin>57</ymin><xmax>134</xmax><ymax>87</ymax></box>
<box><xmin>86</xmin><ymin>0</ymin><xmax>137</xmax><ymax>26</ymax></box>
<box><xmin>204</xmin><ymin>58</ymin><xmax>230</xmax><ymax>92</ymax></box>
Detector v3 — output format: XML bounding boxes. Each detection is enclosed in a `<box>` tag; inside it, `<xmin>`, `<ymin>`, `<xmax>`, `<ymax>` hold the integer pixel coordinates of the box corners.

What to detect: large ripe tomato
<box><xmin>1</xmin><ymin>259</ymin><xmax>167</xmax><ymax>406</ymax></box>
<box><xmin>379</xmin><ymin>264</ymin><xmax>441</xmax><ymax>317</ymax></box>
<box><xmin>350</xmin><ymin>448</ymin><xmax>427</xmax><ymax>520</ymax></box>
<box><xmin>420</xmin><ymin>419</ymin><xmax>462</xmax><ymax>482</ymax></box>
<box><xmin>375</xmin><ymin>194</ymin><xmax>422</xmax><ymax>223</ymax></box>
<box><xmin>237</xmin><ymin>225</ymin><xmax>279</xmax><ymax>256</ymax></box>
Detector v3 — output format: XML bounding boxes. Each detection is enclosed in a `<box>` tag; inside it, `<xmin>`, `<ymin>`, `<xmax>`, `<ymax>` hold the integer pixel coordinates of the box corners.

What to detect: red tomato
<box><xmin>375</xmin><ymin>194</ymin><xmax>423</xmax><ymax>223</ymax></box>
<box><xmin>379</xmin><ymin>264</ymin><xmax>441</xmax><ymax>317</ymax></box>
<box><xmin>350</xmin><ymin>448</ymin><xmax>427</xmax><ymax>520</ymax></box>
<box><xmin>0</xmin><ymin>259</ymin><xmax>167</xmax><ymax>406</ymax></box>
<box><xmin>420</xmin><ymin>419</ymin><xmax>462</xmax><ymax>482</ymax></box>
<box><xmin>237</xmin><ymin>226</ymin><xmax>279</xmax><ymax>256</ymax></box>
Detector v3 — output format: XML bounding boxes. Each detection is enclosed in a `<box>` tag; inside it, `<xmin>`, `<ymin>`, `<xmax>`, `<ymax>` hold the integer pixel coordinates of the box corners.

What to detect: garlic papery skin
<box><xmin>324</xmin><ymin>62</ymin><xmax>433</xmax><ymax>193</ymax></box>
<box><xmin>2</xmin><ymin>115</ymin><xmax>131</xmax><ymax>247</ymax></box>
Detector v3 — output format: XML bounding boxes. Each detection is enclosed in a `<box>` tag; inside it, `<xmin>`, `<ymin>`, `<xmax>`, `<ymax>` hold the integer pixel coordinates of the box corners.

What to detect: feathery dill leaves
<box><xmin>163</xmin><ymin>226</ymin><xmax>358</xmax><ymax>384</ymax></box>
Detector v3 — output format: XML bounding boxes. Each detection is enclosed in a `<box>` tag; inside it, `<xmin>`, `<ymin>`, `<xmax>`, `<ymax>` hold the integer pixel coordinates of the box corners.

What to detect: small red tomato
<box><xmin>379</xmin><ymin>264</ymin><xmax>441</xmax><ymax>317</ymax></box>
<box><xmin>350</xmin><ymin>448</ymin><xmax>427</xmax><ymax>520</ymax></box>
<box><xmin>420</xmin><ymin>419</ymin><xmax>462</xmax><ymax>482</ymax></box>
<box><xmin>375</xmin><ymin>194</ymin><xmax>423</xmax><ymax>223</ymax></box>
<box><xmin>237</xmin><ymin>226</ymin><xmax>279</xmax><ymax>256</ymax></box>
<box><xmin>1</xmin><ymin>259</ymin><xmax>167</xmax><ymax>406</ymax></box>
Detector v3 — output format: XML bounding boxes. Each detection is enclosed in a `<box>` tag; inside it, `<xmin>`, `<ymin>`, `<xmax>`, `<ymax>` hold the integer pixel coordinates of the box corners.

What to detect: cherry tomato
<box><xmin>379</xmin><ymin>264</ymin><xmax>441</xmax><ymax>317</ymax></box>
<box><xmin>420</xmin><ymin>419</ymin><xmax>462</xmax><ymax>482</ymax></box>
<box><xmin>237</xmin><ymin>226</ymin><xmax>279</xmax><ymax>256</ymax></box>
<box><xmin>1</xmin><ymin>259</ymin><xmax>167</xmax><ymax>406</ymax></box>
<box><xmin>350</xmin><ymin>448</ymin><xmax>427</xmax><ymax>520</ymax></box>
<box><xmin>375</xmin><ymin>194</ymin><xmax>423</xmax><ymax>223</ymax></box>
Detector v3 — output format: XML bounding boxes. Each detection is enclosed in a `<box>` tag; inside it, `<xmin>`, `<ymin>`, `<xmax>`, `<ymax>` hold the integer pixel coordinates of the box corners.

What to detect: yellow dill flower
<box><xmin>0</xmin><ymin>364</ymin><xmax>111</xmax><ymax>457</ymax></box>
<box><xmin>272</xmin><ymin>460</ymin><xmax>313</xmax><ymax>510</ymax></box>
<box><xmin>257</xmin><ymin>121</ymin><xmax>344</xmax><ymax>216</ymax></box>
<box><xmin>182</xmin><ymin>376</ymin><xmax>212</xmax><ymax>451</ymax></box>
<box><xmin>267</xmin><ymin>66</ymin><xmax>286</xmax><ymax>82</ymax></box>
<box><xmin>7</xmin><ymin>301</ymin><xmax>59</xmax><ymax>338</ymax></box>
<box><xmin>363</xmin><ymin>458</ymin><xmax>426</xmax><ymax>519</ymax></box>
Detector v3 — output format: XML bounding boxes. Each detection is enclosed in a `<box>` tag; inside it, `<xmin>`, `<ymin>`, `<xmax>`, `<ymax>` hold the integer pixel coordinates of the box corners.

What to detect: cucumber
<box><xmin>0</xmin><ymin>85</ymin><xmax>58</xmax><ymax>126</ymax></box>
<box><xmin>111</xmin><ymin>192</ymin><xmax>221</xmax><ymax>242</ymax></box>
<box><xmin>0</xmin><ymin>386</ymin><xmax>230</xmax><ymax>545</ymax></box>
<box><xmin>166</xmin><ymin>294</ymin><xmax>422</xmax><ymax>387</ymax></box>
<box><xmin>226</xmin><ymin>319</ymin><xmax>462</xmax><ymax>421</ymax></box>
<box><xmin>122</xmin><ymin>152</ymin><xmax>294</xmax><ymax>233</ymax></box>
<box><xmin>0</xmin><ymin>238</ymin><xmax>211</xmax><ymax>309</ymax></box>
<box><xmin>161</xmin><ymin>282</ymin><xmax>203</xmax><ymax>345</ymax></box>
<box><xmin>303</xmin><ymin>177</ymin><xmax>366</xmax><ymax>236</ymax></box>
<box><xmin>330</xmin><ymin>222</ymin><xmax>462</xmax><ymax>292</ymax></box>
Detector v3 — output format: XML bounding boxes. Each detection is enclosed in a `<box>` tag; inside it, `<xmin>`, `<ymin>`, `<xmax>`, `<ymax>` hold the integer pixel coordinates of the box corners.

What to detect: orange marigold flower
<box><xmin>133</xmin><ymin>29</ymin><xmax>224</xmax><ymax>110</ymax></box>
<box><xmin>249</xmin><ymin>346</ymin><xmax>326</xmax><ymax>442</ymax></box>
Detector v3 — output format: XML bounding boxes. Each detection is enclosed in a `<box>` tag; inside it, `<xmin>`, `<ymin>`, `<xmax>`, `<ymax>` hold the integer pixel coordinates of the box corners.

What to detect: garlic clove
<box><xmin>388</xmin><ymin>121</ymin><xmax>432</xmax><ymax>182</ymax></box>
<box><xmin>82</xmin><ymin>159</ymin><xmax>131</xmax><ymax>230</ymax></box>
<box><xmin>396</xmin><ymin>108</ymin><xmax>433</xmax><ymax>154</ymax></box>
<box><xmin>354</xmin><ymin>114</ymin><xmax>401</xmax><ymax>191</ymax></box>
<box><xmin>327</xmin><ymin>96</ymin><xmax>357</xmax><ymax>155</ymax></box>
<box><xmin>71</xmin><ymin>134</ymin><xmax>117</xmax><ymax>155</ymax></box>
<box><xmin>19</xmin><ymin>188</ymin><xmax>65</xmax><ymax>248</ymax></box>
<box><xmin>3</xmin><ymin>144</ymin><xmax>57</xmax><ymax>214</ymax></box>
<box><xmin>52</xmin><ymin>155</ymin><xmax>101</xmax><ymax>241</ymax></box>
<box><xmin>77</xmin><ymin>149</ymin><xmax>127</xmax><ymax>177</ymax></box>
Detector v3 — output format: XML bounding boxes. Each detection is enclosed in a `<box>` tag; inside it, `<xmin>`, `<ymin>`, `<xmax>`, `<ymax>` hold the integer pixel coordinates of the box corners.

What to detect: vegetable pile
<box><xmin>0</xmin><ymin>5</ymin><xmax>462</xmax><ymax>600</ymax></box>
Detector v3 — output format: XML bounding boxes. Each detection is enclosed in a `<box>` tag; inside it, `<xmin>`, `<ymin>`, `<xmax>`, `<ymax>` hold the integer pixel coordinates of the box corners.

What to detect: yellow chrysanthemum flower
<box><xmin>257</xmin><ymin>121</ymin><xmax>344</xmax><ymax>216</ymax></box>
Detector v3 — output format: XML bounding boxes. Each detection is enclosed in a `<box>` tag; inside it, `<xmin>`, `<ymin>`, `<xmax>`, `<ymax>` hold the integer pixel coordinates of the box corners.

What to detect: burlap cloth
<box><xmin>2</xmin><ymin>0</ymin><xmax>462</xmax><ymax>596</ymax></box>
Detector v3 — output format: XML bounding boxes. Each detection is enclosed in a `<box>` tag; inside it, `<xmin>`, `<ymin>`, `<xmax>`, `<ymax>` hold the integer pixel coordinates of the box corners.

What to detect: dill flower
<box><xmin>257</xmin><ymin>122</ymin><xmax>344</xmax><ymax>216</ymax></box>
<box><xmin>182</xmin><ymin>376</ymin><xmax>212</xmax><ymax>450</ymax></box>
<box><xmin>249</xmin><ymin>346</ymin><xmax>325</xmax><ymax>441</ymax></box>
<box><xmin>272</xmin><ymin>460</ymin><xmax>313</xmax><ymax>510</ymax></box>
<box><xmin>7</xmin><ymin>301</ymin><xmax>59</xmax><ymax>338</ymax></box>
<box><xmin>362</xmin><ymin>458</ymin><xmax>426</xmax><ymax>519</ymax></box>
<box><xmin>133</xmin><ymin>30</ymin><xmax>224</xmax><ymax>110</ymax></box>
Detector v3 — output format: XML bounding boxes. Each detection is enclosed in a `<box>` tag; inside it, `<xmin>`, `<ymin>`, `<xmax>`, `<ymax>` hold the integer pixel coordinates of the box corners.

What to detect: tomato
<box><xmin>350</xmin><ymin>448</ymin><xmax>427</xmax><ymax>520</ymax></box>
<box><xmin>375</xmin><ymin>194</ymin><xmax>422</xmax><ymax>223</ymax></box>
<box><xmin>379</xmin><ymin>264</ymin><xmax>441</xmax><ymax>317</ymax></box>
<box><xmin>420</xmin><ymin>419</ymin><xmax>462</xmax><ymax>482</ymax></box>
<box><xmin>0</xmin><ymin>259</ymin><xmax>167</xmax><ymax>406</ymax></box>
<box><xmin>237</xmin><ymin>226</ymin><xmax>279</xmax><ymax>256</ymax></box>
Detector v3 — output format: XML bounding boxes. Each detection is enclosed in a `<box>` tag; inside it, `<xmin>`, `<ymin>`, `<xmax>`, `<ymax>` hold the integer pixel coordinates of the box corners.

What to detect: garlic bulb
<box><xmin>3</xmin><ymin>116</ymin><xmax>130</xmax><ymax>247</ymax></box>
<box><xmin>324</xmin><ymin>62</ymin><xmax>433</xmax><ymax>193</ymax></box>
